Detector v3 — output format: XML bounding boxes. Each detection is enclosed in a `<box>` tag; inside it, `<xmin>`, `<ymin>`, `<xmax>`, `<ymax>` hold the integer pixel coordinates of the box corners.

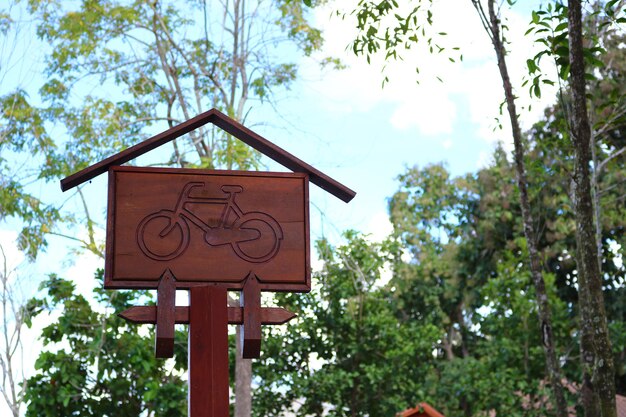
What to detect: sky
<box><xmin>0</xmin><ymin>0</ymin><xmax>558</xmax><ymax>414</ymax></box>
<box><xmin>253</xmin><ymin>0</ymin><xmax>557</xmax><ymax>243</ymax></box>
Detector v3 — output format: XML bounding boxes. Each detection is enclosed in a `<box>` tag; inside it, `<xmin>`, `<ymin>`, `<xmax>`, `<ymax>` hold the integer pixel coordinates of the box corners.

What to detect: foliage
<box><xmin>255</xmin><ymin>232</ymin><xmax>441</xmax><ymax>416</ymax></box>
<box><xmin>23</xmin><ymin>270</ymin><xmax>188</xmax><ymax>416</ymax></box>
<box><xmin>0</xmin><ymin>0</ymin><xmax>326</xmax><ymax>258</ymax></box>
<box><xmin>523</xmin><ymin>1</ymin><xmax>624</xmax><ymax>99</ymax></box>
<box><xmin>348</xmin><ymin>0</ymin><xmax>462</xmax><ymax>85</ymax></box>
<box><xmin>1</xmin><ymin>1</ymin><xmax>329</xmax><ymax>416</ymax></box>
<box><xmin>254</xmin><ymin>121</ymin><xmax>624</xmax><ymax>414</ymax></box>
<box><xmin>2</xmin><ymin>1</ymin><xmax>625</xmax><ymax>416</ymax></box>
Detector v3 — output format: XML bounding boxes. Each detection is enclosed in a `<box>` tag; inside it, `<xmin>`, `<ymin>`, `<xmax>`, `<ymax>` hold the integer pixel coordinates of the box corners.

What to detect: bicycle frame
<box><xmin>165</xmin><ymin>182</ymin><xmax>244</xmax><ymax>237</ymax></box>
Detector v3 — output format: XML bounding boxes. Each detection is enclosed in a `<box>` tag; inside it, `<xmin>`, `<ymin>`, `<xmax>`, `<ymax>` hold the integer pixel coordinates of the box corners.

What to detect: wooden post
<box><xmin>240</xmin><ymin>273</ymin><xmax>262</xmax><ymax>358</ymax></box>
<box><xmin>189</xmin><ymin>286</ymin><xmax>229</xmax><ymax>417</ymax></box>
<box><xmin>155</xmin><ymin>269</ymin><xmax>176</xmax><ymax>358</ymax></box>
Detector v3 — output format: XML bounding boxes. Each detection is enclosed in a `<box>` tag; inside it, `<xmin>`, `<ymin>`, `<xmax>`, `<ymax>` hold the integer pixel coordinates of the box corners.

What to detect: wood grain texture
<box><xmin>104</xmin><ymin>166</ymin><xmax>310</xmax><ymax>292</ymax></box>
<box><xmin>155</xmin><ymin>269</ymin><xmax>175</xmax><ymax>358</ymax></box>
<box><xmin>189</xmin><ymin>286</ymin><xmax>229</xmax><ymax>417</ymax></box>
<box><xmin>60</xmin><ymin>108</ymin><xmax>356</xmax><ymax>203</ymax></box>
<box><xmin>118</xmin><ymin>305</ymin><xmax>296</xmax><ymax>325</ymax></box>
<box><xmin>241</xmin><ymin>274</ymin><xmax>261</xmax><ymax>358</ymax></box>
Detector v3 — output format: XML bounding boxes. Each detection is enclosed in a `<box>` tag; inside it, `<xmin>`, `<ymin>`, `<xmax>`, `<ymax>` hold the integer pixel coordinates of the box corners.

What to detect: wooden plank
<box><xmin>118</xmin><ymin>305</ymin><xmax>296</xmax><ymax>325</ymax></box>
<box><xmin>60</xmin><ymin>108</ymin><xmax>356</xmax><ymax>203</ymax></box>
<box><xmin>60</xmin><ymin>110</ymin><xmax>217</xmax><ymax>191</ymax></box>
<box><xmin>155</xmin><ymin>269</ymin><xmax>176</xmax><ymax>358</ymax></box>
<box><xmin>107</xmin><ymin>279</ymin><xmax>312</xmax><ymax>292</ymax></box>
<box><xmin>105</xmin><ymin>167</ymin><xmax>310</xmax><ymax>292</ymax></box>
<box><xmin>189</xmin><ymin>286</ymin><xmax>229</xmax><ymax>417</ymax></box>
<box><xmin>240</xmin><ymin>274</ymin><xmax>261</xmax><ymax>358</ymax></box>
<box><xmin>104</xmin><ymin>170</ymin><xmax>116</xmax><ymax>292</ymax></box>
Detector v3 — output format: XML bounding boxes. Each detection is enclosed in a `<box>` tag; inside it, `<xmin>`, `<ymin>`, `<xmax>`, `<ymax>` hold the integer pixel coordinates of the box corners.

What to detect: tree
<box><xmin>0</xmin><ymin>244</ymin><xmax>29</xmax><ymax>417</ymax></box>
<box><xmin>567</xmin><ymin>1</ymin><xmax>616</xmax><ymax>416</ymax></box>
<box><xmin>476</xmin><ymin>2</ymin><xmax>568</xmax><ymax>415</ymax></box>
<box><xmin>387</xmin><ymin>159</ymin><xmax>577</xmax><ymax>416</ymax></box>
<box><xmin>254</xmin><ymin>154</ymin><xmax>582</xmax><ymax>416</ymax></box>
<box><xmin>0</xmin><ymin>3</ymin><xmax>58</xmax><ymax>415</ymax></box>
<box><xmin>252</xmin><ymin>99</ymin><xmax>624</xmax><ymax>413</ymax></box>
<box><xmin>255</xmin><ymin>232</ymin><xmax>441</xmax><ymax>416</ymax></box>
<box><xmin>525</xmin><ymin>2</ymin><xmax>624</xmax><ymax>415</ymax></box>
<box><xmin>345</xmin><ymin>1</ymin><xmax>568</xmax><ymax>414</ymax></box>
<box><xmin>24</xmin><ymin>271</ymin><xmax>188</xmax><ymax>416</ymax></box>
<box><xmin>2</xmin><ymin>0</ymin><xmax>325</xmax><ymax>253</ymax></box>
<box><xmin>1</xmin><ymin>0</ymin><xmax>328</xmax><ymax>415</ymax></box>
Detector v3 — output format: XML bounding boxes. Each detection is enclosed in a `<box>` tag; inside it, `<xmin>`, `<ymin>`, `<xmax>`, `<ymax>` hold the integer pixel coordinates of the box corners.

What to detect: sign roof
<box><xmin>60</xmin><ymin>108</ymin><xmax>356</xmax><ymax>203</ymax></box>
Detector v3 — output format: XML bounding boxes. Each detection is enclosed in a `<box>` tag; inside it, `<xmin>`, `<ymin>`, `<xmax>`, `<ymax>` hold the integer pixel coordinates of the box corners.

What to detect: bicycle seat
<box><xmin>221</xmin><ymin>185</ymin><xmax>243</xmax><ymax>194</ymax></box>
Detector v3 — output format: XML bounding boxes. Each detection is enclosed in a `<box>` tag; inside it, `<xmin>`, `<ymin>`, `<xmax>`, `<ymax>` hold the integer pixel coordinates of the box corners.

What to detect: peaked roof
<box><xmin>60</xmin><ymin>108</ymin><xmax>356</xmax><ymax>203</ymax></box>
<box><xmin>398</xmin><ymin>403</ymin><xmax>445</xmax><ymax>417</ymax></box>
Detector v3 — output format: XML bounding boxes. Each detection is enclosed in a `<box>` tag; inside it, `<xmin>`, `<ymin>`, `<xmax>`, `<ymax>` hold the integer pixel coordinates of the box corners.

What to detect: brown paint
<box><xmin>60</xmin><ymin>108</ymin><xmax>355</xmax><ymax>203</ymax></box>
<box><xmin>189</xmin><ymin>286</ymin><xmax>229</xmax><ymax>416</ymax></box>
<box><xmin>398</xmin><ymin>403</ymin><xmax>446</xmax><ymax>417</ymax></box>
<box><xmin>155</xmin><ymin>269</ymin><xmax>176</xmax><ymax>358</ymax></box>
<box><xmin>240</xmin><ymin>274</ymin><xmax>262</xmax><ymax>358</ymax></box>
<box><xmin>118</xmin><ymin>305</ymin><xmax>296</xmax><ymax>325</ymax></box>
<box><xmin>105</xmin><ymin>166</ymin><xmax>310</xmax><ymax>292</ymax></box>
<box><xmin>58</xmin><ymin>109</ymin><xmax>356</xmax><ymax>417</ymax></box>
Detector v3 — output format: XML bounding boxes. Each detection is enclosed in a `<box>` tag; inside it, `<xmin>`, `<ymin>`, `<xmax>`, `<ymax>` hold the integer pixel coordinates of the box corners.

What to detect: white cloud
<box><xmin>477</xmin><ymin>149</ymin><xmax>495</xmax><ymax>169</ymax></box>
<box><xmin>304</xmin><ymin>0</ymin><xmax>557</xmax><ymax>147</ymax></box>
<box><xmin>64</xmin><ymin>249</ymin><xmax>102</xmax><ymax>298</ymax></box>
<box><xmin>365</xmin><ymin>211</ymin><xmax>392</xmax><ymax>242</ymax></box>
<box><xmin>389</xmin><ymin>85</ymin><xmax>457</xmax><ymax>135</ymax></box>
<box><xmin>0</xmin><ymin>230</ymin><xmax>25</xmax><ymax>273</ymax></box>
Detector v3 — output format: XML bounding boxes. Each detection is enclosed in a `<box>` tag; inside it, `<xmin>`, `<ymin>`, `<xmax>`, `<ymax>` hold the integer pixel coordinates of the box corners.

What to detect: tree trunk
<box><xmin>576</xmin><ymin>230</ymin><xmax>602</xmax><ymax>417</ymax></box>
<box><xmin>234</xmin><ymin>324</ymin><xmax>253</xmax><ymax>417</ymax></box>
<box><xmin>567</xmin><ymin>2</ymin><xmax>617</xmax><ymax>417</ymax></box>
<box><xmin>484</xmin><ymin>2</ymin><xmax>568</xmax><ymax>417</ymax></box>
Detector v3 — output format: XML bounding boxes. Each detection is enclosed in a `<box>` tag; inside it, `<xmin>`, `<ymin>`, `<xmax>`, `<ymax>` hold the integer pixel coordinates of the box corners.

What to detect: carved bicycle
<box><xmin>137</xmin><ymin>182</ymin><xmax>283</xmax><ymax>263</ymax></box>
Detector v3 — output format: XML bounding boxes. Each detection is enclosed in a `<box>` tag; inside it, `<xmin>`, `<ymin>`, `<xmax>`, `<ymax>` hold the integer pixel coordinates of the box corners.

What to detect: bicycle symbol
<box><xmin>136</xmin><ymin>182</ymin><xmax>283</xmax><ymax>263</ymax></box>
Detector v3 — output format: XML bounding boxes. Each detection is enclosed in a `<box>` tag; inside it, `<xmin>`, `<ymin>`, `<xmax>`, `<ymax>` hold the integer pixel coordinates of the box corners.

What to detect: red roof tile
<box><xmin>398</xmin><ymin>402</ymin><xmax>445</xmax><ymax>417</ymax></box>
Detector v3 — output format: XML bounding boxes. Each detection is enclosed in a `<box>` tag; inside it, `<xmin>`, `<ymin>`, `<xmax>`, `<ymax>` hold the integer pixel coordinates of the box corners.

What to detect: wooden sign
<box><xmin>61</xmin><ymin>109</ymin><xmax>355</xmax><ymax>416</ymax></box>
<box><xmin>105</xmin><ymin>166</ymin><xmax>310</xmax><ymax>291</ymax></box>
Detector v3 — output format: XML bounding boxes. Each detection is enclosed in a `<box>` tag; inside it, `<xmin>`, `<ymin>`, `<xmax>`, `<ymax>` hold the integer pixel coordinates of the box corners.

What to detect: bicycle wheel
<box><xmin>137</xmin><ymin>210</ymin><xmax>190</xmax><ymax>261</ymax></box>
<box><xmin>231</xmin><ymin>212</ymin><xmax>283</xmax><ymax>263</ymax></box>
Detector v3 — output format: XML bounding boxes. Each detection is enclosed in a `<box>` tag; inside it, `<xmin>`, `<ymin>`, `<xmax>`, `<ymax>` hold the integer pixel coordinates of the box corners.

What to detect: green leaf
<box><xmin>532</xmin><ymin>11</ymin><xmax>540</xmax><ymax>24</ymax></box>
<box><xmin>559</xmin><ymin>63</ymin><xmax>570</xmax><ymax>80</ymax></box>
<box><xmin>584</xmin><ymin>72</ymin><xmax>596</xmax><ymax>81</ymax></box>
<box><xmin>555</xmin><ymin>22</ymin><xmax>568</xmax><ymax>32</ymax></box>
<box><xmin>34</xmin><ymin>354</ymin><xmax>48</xmax><ymax>370</ymax></box>
<box><xmin>555</xmin><ymin>46</ymin><xmax>569</xmax><ymax>57</ymax></box>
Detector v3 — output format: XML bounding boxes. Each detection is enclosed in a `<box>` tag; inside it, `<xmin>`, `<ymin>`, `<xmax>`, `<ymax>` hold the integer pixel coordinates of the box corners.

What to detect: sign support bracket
<box><xmin>241</xmin><ymin>273</ymin><xmax>262</xmax><ymax>358</ymax></box>
<box><xmin>155</xmin><ymin>269</ymin><xmax>176</xmax><ymax>358</ymax></box>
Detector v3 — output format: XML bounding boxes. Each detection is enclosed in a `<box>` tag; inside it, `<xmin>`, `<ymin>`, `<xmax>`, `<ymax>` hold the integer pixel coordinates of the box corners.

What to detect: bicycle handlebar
<box><xmin>221</xmin><ymin>185</ymin><xmax>243</xmax><ymax>194</ymax></box>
